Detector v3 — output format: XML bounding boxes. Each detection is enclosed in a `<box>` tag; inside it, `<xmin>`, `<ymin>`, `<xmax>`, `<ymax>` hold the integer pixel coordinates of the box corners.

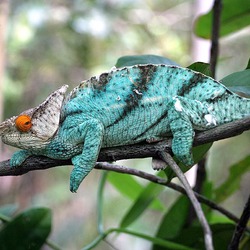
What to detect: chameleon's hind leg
<box><xmin>169</xmin><ymin>97</ymin><xmax>196</xmax><ymax>166</ymax></box>
<box><xmin>170</xmin><ymin>117</ymin><xmax>194</xmax><ymax>166</ymax></box>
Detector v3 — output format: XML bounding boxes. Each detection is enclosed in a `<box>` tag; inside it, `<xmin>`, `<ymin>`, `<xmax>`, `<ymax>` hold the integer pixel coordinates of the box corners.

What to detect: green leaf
<box><xmin>106</xmin><ymin>228</ymin><xmax>195</xmax><ymax>250</ymax></box>
<box><xmin>115</xmin><ymin>54</ymin><xmax>178</xmax><ymax>68</ymax></box>
<box><xmin>200</xmin><ymin>180</ymin><xmax>214</xmax><ymax>219</ymax></box>
<box><xmin>108</xmin><ymin>171</ymin><xmax>164</xmax><ymax>210</ymax></box>
<box><xmin>195</xmin><ymin>0</ymin><xmax>250</xmax><ymax>39</ymax></box>
<box><xmin>209</xmin><ymin>223</ymin><xmax>236</xmax><ymax>250</ymax></box>
<box><xmin>108</xmin><ymin>172</ymin><xmax>143</xmax><ymax>200</ymax></box>
<box><xmin>0</xmin><ymin>207</ymin><xmax>52</xmax><ymax>250</ymax></box>
<box><xmin>187</xmin><ymin>62</ymin><xmax>212</xmax><ymax>77</ymax></box>
<box><xmin>192</xmin><ymin>143</ymin><xmax>213</xmax><ymax>164</ymax></box>
<box><xmin>120</xmin><ymin>180</ymin><xmax>164</xmax><ymax>228</ymax></box>
<box><xmin>240</xmin><ymin>234</ymin><xmax>250</xmax><ymax>250</ymax></box>
<box><xmin>220</xmin><ymin>69</ymin><xmax>250</xmax><ymax>97</ymax></box>
<box><xmin>173</xmin><ymin>223</ymin><xmax>235</xmax><ymax>249</ymax></box>
<box><xmin>214</xmin><ymin>155</ymin><xmax>250</xmax><ymax>202</ymax></box>
<box><xmin>153</xmin><ymin>196</ymin><xmax>190</xmax><ymax>250</ymax></box>
<box><xmin>246</xmin><ymin>58</ymin><xmax>250</xmax><ymax>70</ymax></box>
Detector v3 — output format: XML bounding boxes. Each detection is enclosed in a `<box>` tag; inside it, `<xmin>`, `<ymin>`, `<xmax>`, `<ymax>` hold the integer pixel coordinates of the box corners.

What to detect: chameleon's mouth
<box><xmin>2</xmin><ymin>131</ymin><xmax>51</xmax><ymax>150</ymax></box>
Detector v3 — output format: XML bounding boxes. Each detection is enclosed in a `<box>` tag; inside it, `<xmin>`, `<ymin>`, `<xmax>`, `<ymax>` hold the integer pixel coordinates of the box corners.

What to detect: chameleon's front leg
<box><xmin>68</xmin><ymin>119</ymin><xmax>104</xmax><ymax>192</ymax></box>
<box><xmin>10</xmin><ymin>150</ymin><xmax>33</xmax><ymax>167</ymax></box>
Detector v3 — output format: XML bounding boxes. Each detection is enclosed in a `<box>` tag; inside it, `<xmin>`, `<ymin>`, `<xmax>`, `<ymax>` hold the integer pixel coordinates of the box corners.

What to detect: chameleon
<box><xmin>0</xmin><ymin>64</ymin><xmax>249</xmax><ymax>192</ymax></box>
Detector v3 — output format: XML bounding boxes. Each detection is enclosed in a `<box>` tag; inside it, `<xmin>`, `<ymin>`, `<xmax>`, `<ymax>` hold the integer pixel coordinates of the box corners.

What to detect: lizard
<box><xmin>0</xmin><ymin>64</ymin><xmax>249</xmax><ymax>192</ymax></box>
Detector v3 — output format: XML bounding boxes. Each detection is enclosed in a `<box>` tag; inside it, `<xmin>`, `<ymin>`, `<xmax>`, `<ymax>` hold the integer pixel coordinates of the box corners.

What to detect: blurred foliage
<box><xmin>81</xmin><ymin>55</ymin><xmax>250</xmax><ymax>250</ymax></box>
<box><xmin>0</xmin><ymin>207</ymin><xmax>52</xmax><ymax>250</ymax></box>
<box><xmin>195</xmin><ymin>0</ymin><xmax>250</xmax><ymax>38</ymax></box>
<box><xmin>221</xmin><ymin>68</ymin><xmax>250</xmax><ymax>97</ymax></box>
<box><xmin>116</xmin><ymin>54</ymin><xmax>179</xmax><ymax>67</ymax></box>
<box><xmin>1</xmin><ymin>0</ymin><xmax>250</xmax><ymax>249</ymax></box>
<box><xmin>4</xmin><ymin>0</ymin><xmax>190</xmax><ymax>117</ymax></box>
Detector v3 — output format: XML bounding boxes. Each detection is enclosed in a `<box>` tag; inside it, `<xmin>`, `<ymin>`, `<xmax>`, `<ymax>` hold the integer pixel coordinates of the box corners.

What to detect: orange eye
<box><xmin>15</xmin><ymin>115</ymin><xmax>32</xmax><ymax>132</ymax></box>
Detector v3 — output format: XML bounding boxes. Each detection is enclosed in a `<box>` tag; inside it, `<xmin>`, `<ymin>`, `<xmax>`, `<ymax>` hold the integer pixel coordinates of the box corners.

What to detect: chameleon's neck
<box><xmin>212</xmin><ymin>94</ymin><xmax>250</xmax><ymax>125</ymax></box>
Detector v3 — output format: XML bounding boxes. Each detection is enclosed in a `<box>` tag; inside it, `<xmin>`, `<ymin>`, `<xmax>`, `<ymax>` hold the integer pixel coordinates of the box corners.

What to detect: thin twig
<box><xmin>228</xmin><ymin>195</ymin><xmax>250</xmax><ymax>250</ymax></box>
<box><xmin>188</xmin><ymin>0</ymin><xmax>222</xmax><ymax>226</ymax></box>
<box><xmin>210</xmin><ymin>0</ymin><xmax>222</xmax><ymax>78</ymax></box>
<box><xmin>160</xmin><ymin>152</ymin><xmax>214</xmax><ymax>250</ymax></box>
<box><xmin>187</xmin><ymin>157</ymin><xmax>206</xmax><ymax>225</ymax></box>
<box><xmin>95</xmin><ymin>162</ymin><xmax>240</xmax><ymax>224</ymax></box>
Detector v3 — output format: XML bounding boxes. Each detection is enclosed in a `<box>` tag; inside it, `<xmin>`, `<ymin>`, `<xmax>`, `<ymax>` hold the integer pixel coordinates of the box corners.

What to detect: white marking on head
<box><xmin>205</xmin><ymin>114</ymin><xmax>217</xmax><ymax>126</ymax></box>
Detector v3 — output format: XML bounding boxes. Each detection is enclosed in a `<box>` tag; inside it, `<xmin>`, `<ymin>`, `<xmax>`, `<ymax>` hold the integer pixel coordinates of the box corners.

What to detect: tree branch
<box><xmin>210</xmin><ymin>0</ymin><xmax>222</xmax><ymax>78</ymax></box>
<box><xmin>187</xmin><ymin>157</ymin><xmax>206</xmax><ymax>225</ymax></box>
<box><xmin>191</xmin><ymin>0</ymin><xmax>222</xmax><ymax>227</ymax></box>
<box><xmin>160</xmin><ymin>152</ymin><xmax>213</xmax><ymax>250</ymax></box>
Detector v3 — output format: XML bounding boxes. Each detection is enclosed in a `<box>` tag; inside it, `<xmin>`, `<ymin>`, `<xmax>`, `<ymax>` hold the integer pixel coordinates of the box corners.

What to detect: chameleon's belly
<box><xmin>102</xmin><ymin>102</ymin><xmax>172</xmax><ymax>147</ymax></box>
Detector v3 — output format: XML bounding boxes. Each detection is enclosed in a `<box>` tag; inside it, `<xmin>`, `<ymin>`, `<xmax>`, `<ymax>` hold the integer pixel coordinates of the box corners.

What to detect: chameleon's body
<box><xmin>0</xmin><ymin>64</ymin><xmax>250</xmax><ymax>192</ymax></box>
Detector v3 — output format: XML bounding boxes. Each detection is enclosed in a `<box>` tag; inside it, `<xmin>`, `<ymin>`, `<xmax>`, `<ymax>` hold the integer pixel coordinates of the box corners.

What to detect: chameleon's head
<box><xmin>0</xmin><ymin>85</ymin><xmax>68</xmax><ymax>150</ymax></box>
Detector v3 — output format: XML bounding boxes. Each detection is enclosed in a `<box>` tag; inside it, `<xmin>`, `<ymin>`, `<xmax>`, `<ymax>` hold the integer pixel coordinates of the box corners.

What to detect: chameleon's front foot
<box><xmin>70</xmin><ymin>167</ymin><xmax>90</xmax><ymax>193</ymax></box>
<box><xmin>10</xmin><ymin>150</ymin><xmax>31</xmax><ymax>167</ymax></box>
<box><xmin>70</xmin><ymin>172</ymin><xmax>81</xmax><ymax>193</ymax></box>
<box><xmin>70</xmin><ymin>155</ymin><xmax>95</xmax><ymax>192</ymax></box>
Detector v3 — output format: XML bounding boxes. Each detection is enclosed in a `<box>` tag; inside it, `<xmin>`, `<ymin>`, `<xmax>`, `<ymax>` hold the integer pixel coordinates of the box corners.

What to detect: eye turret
<box><xmin>15</xmin><ymin>115</ymin><xmax>32</xmax><ymax>132</ymax></box>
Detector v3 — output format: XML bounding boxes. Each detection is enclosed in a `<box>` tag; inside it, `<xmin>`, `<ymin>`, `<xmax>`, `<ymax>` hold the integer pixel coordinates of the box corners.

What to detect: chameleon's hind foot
<box><xmin>172</xmin><ymin>148</ymin><xmax>194</xmax><ymax>167</ymax></box>
<box><xmin>152</xmin><ymin>158</ymin><xmax>167</xmax><ymax>170</ymax></box>
<box><xmin>171</xmin><ymin>131</ymin><xmax>195</xmax><ymax>167</ymax></box>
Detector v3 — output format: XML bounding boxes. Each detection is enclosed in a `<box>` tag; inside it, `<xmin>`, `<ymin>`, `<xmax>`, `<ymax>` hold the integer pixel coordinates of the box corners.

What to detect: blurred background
<box><xmin>0</xmin><ymin>0</ymin><xmax>249</xmax><ymax>249</ymax></box>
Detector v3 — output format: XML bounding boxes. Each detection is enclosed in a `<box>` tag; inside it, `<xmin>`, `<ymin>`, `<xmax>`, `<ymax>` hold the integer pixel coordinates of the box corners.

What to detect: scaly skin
<box><xmin>0</xmin><ymin>64</ymin><xmax>250</xmax><ymax>192</ymax></box>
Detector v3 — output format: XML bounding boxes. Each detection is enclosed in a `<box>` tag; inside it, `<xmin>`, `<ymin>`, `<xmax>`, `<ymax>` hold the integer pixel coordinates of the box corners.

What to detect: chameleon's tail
<box><xmin>212</xmin><ymin>93</ymin><xmax>250</xmax><ymax>126</ymax></box>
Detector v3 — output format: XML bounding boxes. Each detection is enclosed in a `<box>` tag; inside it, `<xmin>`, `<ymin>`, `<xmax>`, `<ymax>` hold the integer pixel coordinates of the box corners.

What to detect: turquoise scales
<box><xmin>0</xmin><ymin>64</ymin><xmax>249</xmax><ymax>192</ymax></box>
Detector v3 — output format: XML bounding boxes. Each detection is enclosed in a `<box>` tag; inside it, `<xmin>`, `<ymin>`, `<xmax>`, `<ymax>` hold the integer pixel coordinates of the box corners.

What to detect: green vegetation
<box><xmin>0</xmin><ymin>0</ymin><xmax>249</xmax><ymax>249</ymax></box>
